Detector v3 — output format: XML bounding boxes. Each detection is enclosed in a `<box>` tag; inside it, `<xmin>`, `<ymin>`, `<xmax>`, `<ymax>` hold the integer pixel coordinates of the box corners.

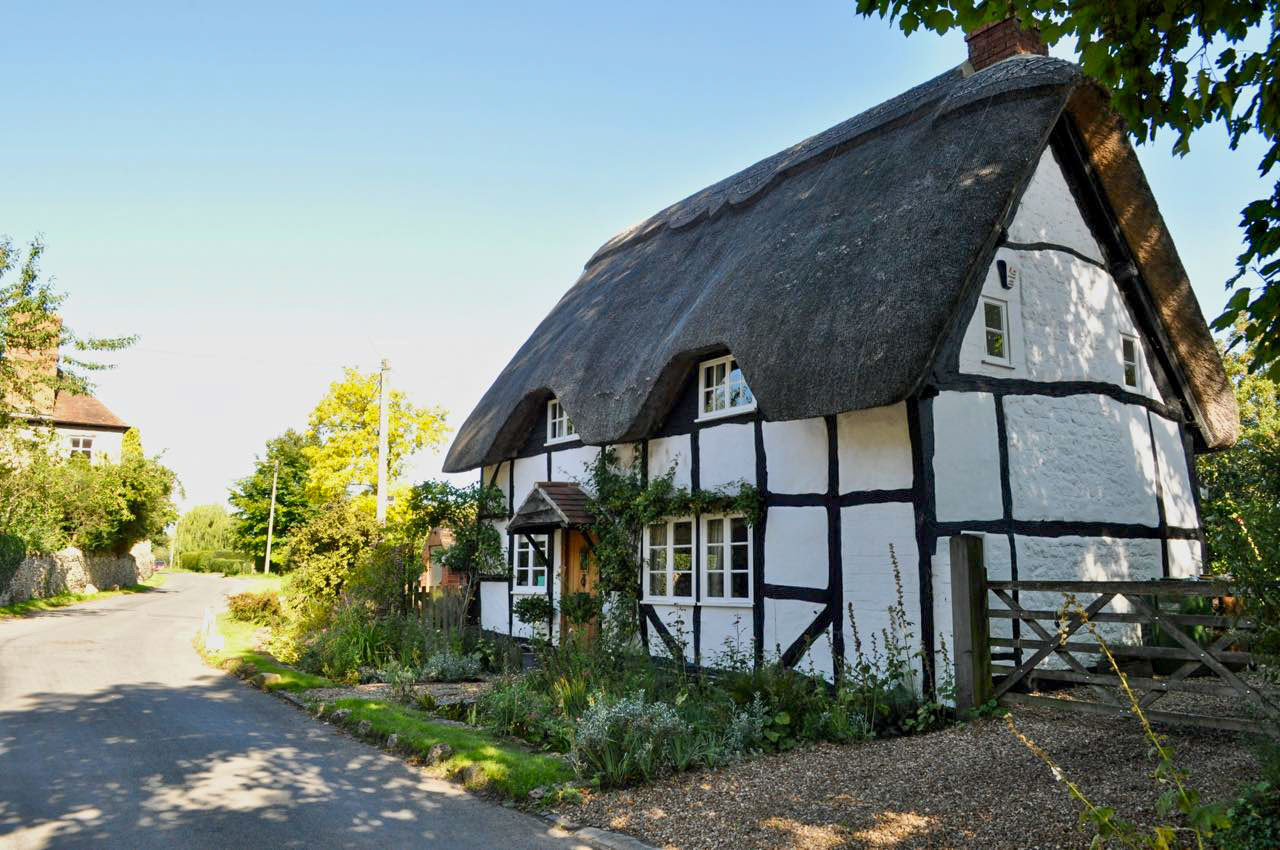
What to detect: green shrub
<box><xmin>571</xmin><ymin>692</ymin><xmax>687</xmax><ymax>787</ymax></box>
<box><xmin>512</xmin><ymin>594</ymin><xmax>555</xmax><ymax>636</ymax></box>
<box><xmin>227</xmin><ymin>591</ymin><xmax>282</xmax><ymax>626</ymax></box>
<box><xmin>1219</xmin><ymin>782</ymin><xmax>1280</xmax><ymax>849</ymax></box>
<box><xmin>422</xmin><ymin>649</ymin><xmax>482</xmax><ymax>682</ymax></box>
<box><xmin>478</xmin><ymin>675</ymin><xmax>573</xmax><ymax>751</ymax></box>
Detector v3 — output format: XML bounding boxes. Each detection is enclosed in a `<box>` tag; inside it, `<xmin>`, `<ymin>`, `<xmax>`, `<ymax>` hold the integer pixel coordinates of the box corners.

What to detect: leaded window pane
<box><xmin>673</xmin><ymin>521</ymin><xmax>692</xmax><ymax>547</ymax></box>
<box><xmin>673</xmin><ymin>572</ymin><xmax>692</xmax><ymax>598</ymax></box>
<box><xmin>731</xmin><ymin>517</ymin><xmax>748</xmax><ymax>543</ymax></box>
<box><xmin>707</xmin><ymin>572</ymin><xmax>725</xmax><ymax>598</ymax></box>
<box><xmin>731</xmin><ymin>572</ymin><xmax>749</xmax><ymax>598</ymax></box>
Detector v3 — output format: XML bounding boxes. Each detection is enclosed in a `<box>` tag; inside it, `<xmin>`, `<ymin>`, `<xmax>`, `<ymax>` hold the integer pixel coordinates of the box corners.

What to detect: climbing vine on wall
<box><xmin>582</xmin><ymin>447</ymin><xmax>761</xmax><ymax>636</ymax></box>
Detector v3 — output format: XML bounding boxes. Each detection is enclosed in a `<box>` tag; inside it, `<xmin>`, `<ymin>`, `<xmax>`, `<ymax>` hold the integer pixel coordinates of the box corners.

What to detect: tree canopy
<box><xmin>303</xmin><ymin>367</ymin><xmax>449</xmax><ymax>504</ymax></box>
<box><xmin>0</xmin><ymin>238</ymin><xmax>134</xmax><ymax>425</ymax></box>
<box><xmin>176</xmin><ymin>504</ymin><xmax>235</xmax><ymax>553</ymax></box>
<box><xmin>228</xmin><ymin>428</ymin><xmax>318</xmax><ymax>567</ymax></box>
<box><xmin>851</xmin><ymin>1</ymin><xmax>1280</xmax><ymax>378</ymax></box>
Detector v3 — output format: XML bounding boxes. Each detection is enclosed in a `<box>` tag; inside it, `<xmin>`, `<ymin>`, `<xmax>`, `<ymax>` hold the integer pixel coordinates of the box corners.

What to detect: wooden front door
<box><xmin>561</xmin><ymin>529</ymin><xmax>599</xmax><ymax>640</ymax></box>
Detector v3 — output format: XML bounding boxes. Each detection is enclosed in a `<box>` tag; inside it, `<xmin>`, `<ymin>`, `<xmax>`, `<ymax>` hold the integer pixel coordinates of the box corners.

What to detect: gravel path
<box><xmin>552</xmin><ymin>702</ymin><xmax>1261</xmax><ymax>849</ymax></box>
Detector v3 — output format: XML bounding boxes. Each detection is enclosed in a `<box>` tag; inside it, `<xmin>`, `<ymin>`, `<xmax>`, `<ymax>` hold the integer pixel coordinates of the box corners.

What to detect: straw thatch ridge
<box><xmin>444</xmin><ymin>55</ymin><xmax>1236</xmax><ymax>472</ymax></box>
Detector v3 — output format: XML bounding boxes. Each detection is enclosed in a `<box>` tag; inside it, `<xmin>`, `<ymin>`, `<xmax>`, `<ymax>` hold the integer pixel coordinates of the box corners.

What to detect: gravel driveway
<box><xmin>553</xmin><ymin>703</ymin><xmax>1261</xmax><ymax>849</ymax></box>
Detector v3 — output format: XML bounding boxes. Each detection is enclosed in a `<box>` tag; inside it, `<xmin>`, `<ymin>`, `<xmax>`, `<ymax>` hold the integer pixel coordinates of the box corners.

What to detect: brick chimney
<box><xmin>966</xmin><ymin>18</ymin><xmax>1047</xmax><ymax>72</ymax></box>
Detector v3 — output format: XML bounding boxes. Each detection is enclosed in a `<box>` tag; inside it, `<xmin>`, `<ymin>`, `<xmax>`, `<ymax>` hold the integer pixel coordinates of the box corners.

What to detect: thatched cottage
<box><xmin>442</xmin><ymin>23</ymin><xmax>1239</xmax><ymax>680</ymax></box>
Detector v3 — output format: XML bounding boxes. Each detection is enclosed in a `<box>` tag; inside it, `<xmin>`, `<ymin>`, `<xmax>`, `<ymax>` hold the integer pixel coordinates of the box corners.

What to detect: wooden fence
<box><xmin>949</xmin><ymin>535</ymin><xmax>1277</xmax><ymax>735</ymax></box>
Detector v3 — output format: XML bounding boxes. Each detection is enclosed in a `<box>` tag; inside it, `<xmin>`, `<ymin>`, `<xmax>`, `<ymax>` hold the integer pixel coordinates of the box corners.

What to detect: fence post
<box><xmin>949</xmin><ymin>534</ymin><xmax>992</xmax><ymax>711</ymax></box>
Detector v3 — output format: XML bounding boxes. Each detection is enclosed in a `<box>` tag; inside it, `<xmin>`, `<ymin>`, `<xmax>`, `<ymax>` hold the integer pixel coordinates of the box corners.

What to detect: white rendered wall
<box><xmin>480</xmin><ymin>581</ymin><xmax>509</xmax><ymax>633</ymax></box>
<box><xmin>1004</xmin><ymin>394</ymin><xmax>1158</xmax><ymax>525</ymax></box>
<box><xmin>1166</xmin><ymin>538</ymin><xmax>1204</xmax><ymax>578</ymax></box>
<box><xmin>1149</xmin><ymin>413</ymin><xmax>1198</xmax><ymax>528</ymax></box>
<box><xmin>551</xmin><ymin>445</ymin><xmax>601</xmax><ymax>484</ymax></box>
<box><xmin>836</xmin><ymin>403</ymin><xmax>913</xmax><ymax>492</ymax></box>
<box><xmin>931</xmin><ymin>392</ymin><xmax>1003</xmax><ymax>522</ymax></box>
<box><xmin>764</xmin><ymin>506</ymin><xmax>828</xmax><ymax>588</ymax></box>
<box><xmin>699</xmin><ymin>605</ymin><xmax>756</xmax><ymax>668</ymax></box>
<box><xmin>839</xmin><ymin>502</ymin><xmax>920</xmax><ymax>667</ymax></box>
<box><xmin>511</xmin><ymin>454</ymin><xmax>545</xmax><ymax>509</ymax></box>
<box><xmin>647</xmin><ymin>434</ymin><xmax>692</xmax><ymax>488</ymax></box>
<box><xmin>699</xmin><ymin>422</ymin><xmax>756</xmax><ymax>489</ymax></box>
<box><xmin>762</xmin><ymin>417</ymin><xmax>828</xmax><ymax>494</ymax></box>
<box><xmin>958</xmin><ymin>149</ymin><xmax>1162</xmax><ymax>400</ymax></box>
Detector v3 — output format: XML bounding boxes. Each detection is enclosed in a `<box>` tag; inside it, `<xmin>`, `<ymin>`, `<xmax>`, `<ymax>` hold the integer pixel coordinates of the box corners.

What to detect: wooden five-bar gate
<box><xmin>949</xmin><ymin>535</ymin><xmax>1278</xmax><ymax>735</ymax></box>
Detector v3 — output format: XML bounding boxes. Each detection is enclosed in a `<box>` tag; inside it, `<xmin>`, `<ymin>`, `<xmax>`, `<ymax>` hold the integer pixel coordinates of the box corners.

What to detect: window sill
<box><xmin>695</xmin><ymin>405</ymin><xmax>758</xmax><ymax>424</ymax></box>
<box><xmin>511</xmin><ymin>586</ymin><xmax>549</xmax><ymax>595</ymax></box>
<box><xmin>980</xmin><ymin>358</ymin><xmax>1016</xmax><ymax>371</ymax></box>
<box><xmin>642</xmin><ymin>597</ymin><xmax>696</xmax><ymax>607</ymax></box>
<box><xmin>545</xmin><ymin>435</ymin><xmax>579</xmax><ymax>446</ymax></box>
<box><xmin>699</xmin><ymin>599</ymin><xmax>753</xmax><ymax>609</ymax></box>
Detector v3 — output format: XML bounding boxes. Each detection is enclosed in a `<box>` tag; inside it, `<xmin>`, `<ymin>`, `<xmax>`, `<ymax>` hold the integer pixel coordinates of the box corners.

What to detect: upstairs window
<box><xmin>1121</xmin><ymin>334</ymin><xmax>1141</xmax><ymax>390</ymax></box>
<box><xmin>703</xmin><ymin>515</ymin><xmax>751</xmax><ymax>603</ymax></box>
<box><xmin>546</xmin><ymin>398</ymin><xmax>576</xmax><ymax>444</ymax></box>
<box><xmin>644</xmin><ymin>518</ymin><xmax>693</xmax><ymax>601</ymax></box>
<box><xmin>982</xmin><ymin>297</ymin><xmax>1010</xmax><ymax>365</ymax></box>
<box><xmin>699</xmin><ymin>355</ymin><xmax>755</xmax><ymax>420</ymax></box>
<box><xmin>514</xmin><ymin>535</ymin><xmax>548</xmax><ymax>590</ymax></box>
<box><xmin>69</xmin><ymin>435</ymin><xmax>94</xmax><ymax>460</ymax></box>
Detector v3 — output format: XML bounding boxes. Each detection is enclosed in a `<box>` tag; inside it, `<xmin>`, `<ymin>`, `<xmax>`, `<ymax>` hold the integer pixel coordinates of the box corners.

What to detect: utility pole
<box><xmin>264</xmin><ymin>459</ymin><xmax>279</xmax><ymax>574</ymax></box>
<box><xmin>376</xmin><ymin>357</ymin><xmax>390</xmax><ymax>525</ymax></box>
<box><xmin>169</xmin><ymin>526</ymin><xmax>177</xmax><ymax>570</ymax></box>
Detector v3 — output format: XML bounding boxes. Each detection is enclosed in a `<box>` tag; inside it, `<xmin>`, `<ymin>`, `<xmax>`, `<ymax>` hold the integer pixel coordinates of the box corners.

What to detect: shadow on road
<box><xmin>0</xmin><ymin>676</ymin><xmax>548</xmax><ymax>848</ymax></box>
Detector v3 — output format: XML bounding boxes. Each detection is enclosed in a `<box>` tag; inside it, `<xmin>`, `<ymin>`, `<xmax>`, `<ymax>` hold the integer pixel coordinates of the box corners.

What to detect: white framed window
<box><xmin>68</xmin><ymin>435</ymin><xmax>94</xmax><ymax>460</ymax></box>
<box><xmin>546</xmin><ymin>398</ymin><xmax>576</xmax><ymax>444</ymax></box>
<box><xmin>981</xmin><ymin>297</ymin><xmax>1011</xmax><ymax>366</ymax></box>
<box><xmin>698</xmin><ymin>355</ymin><xmax>755</xmax><ymax>420</ymax></box>
<box><xmin>703</xmin><ymin>515</ymin><xmax>751</xmax><ymax>604</ymax></box>
<box><xmin>1121</xmin><ymin>334</ymin><xmax>1142</xmax><ymax>390</ymax></box>
<box><xmin>513</xmin><ymin>534</ymin><xmax>548</xmax><ymax>591</ymax></box>
<box><xmin>644</xmin><ymin>518</ymin><xmax>694</xmax><ymax>601</ymax></box>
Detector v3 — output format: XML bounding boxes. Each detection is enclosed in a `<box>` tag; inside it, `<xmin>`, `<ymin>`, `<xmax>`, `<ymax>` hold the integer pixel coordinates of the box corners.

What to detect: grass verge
<box><xmin>324</xmin><ymin>698</ymin><xmax>575</xmax><ymax>800</ymax></box>
<box><xmin>0</xmin><ymin>573</ymin><xmax>167</xmax><ymax>620</ymax></box>
<box><xmin>200</xmin><ymin>610</ymin><xmax>332</xmax><ymax>692</ymax></box>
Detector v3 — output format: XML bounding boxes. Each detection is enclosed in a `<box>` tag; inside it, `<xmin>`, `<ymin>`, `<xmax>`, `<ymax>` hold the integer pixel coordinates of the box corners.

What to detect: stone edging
<box><xmin>258</xmin><ymin>685</ymin><xmax>658</xmax><ymax>850</ymax></box>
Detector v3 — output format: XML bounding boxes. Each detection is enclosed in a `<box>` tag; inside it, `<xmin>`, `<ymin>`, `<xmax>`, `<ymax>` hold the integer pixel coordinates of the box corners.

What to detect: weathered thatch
<box><xmin>444</xmin><ymin>56</ymin><xmax>1236</xmax><ymax>472</ymax></box>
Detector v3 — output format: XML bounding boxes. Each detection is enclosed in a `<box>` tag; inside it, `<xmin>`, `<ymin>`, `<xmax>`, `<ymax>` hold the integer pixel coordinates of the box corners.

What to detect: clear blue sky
<box><xmin>4</xmin><ymin>2</ymin><xmax>1267</xmax><ymax>509</ymax></box>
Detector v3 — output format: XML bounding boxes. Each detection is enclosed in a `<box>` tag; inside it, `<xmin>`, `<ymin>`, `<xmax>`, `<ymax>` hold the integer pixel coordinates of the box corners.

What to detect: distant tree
<box><xmin>851</xmin><ymin>2</ymin><xmax>1280</xmax><ymax>378</ymax></box>
<box><xmin>177</xmin><ymin>504</ymin><xmax>235</xmax><ymax>553</ymax></box>
<box><xmin>1198</xmin><ymin>335</ymin><xmax>1280</xmax><ymax>648</ymax></box>
<box><xmin>303</xmin><ymin>367</ymin><xmax>449</xmax><ymax>504</ymax></box>
<box><xmin>0</xmin><ymin>238</ymin><xmax>134</xmax><ymax>425</ymax></box>
<box><xmin>228</xmin><ymin>429</ymin><xmax>318</xmax><ymax>568</ymax></box>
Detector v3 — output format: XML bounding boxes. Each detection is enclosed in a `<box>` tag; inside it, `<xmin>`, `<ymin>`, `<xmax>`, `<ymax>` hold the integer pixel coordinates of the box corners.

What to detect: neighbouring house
<box><xmin>7</xmin><ymin>316</ymin><xmax>132</xmax><ymax>462</ymax></box>
<box><xmin>441</xmin><ymin>23</ymin><xmax>1239</xmax><ymax>681</ymax></box>
<box><xmin>419</xmin><ymin>527</ymin><xmax>464</xmax><ymax>591</ymax></box>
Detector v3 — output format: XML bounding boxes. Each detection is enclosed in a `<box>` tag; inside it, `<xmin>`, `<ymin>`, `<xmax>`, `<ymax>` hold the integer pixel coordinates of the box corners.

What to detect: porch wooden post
<box><xmin>949</xmin><ymin>534</ymin><xmax>991</xmax><ymax>711</ymax></box>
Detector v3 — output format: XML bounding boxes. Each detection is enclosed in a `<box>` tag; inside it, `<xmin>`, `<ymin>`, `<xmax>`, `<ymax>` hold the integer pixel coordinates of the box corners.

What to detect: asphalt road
<box><xmin>0</xmin><ymin>572</ymin><xmax>595</xmax><ymax>849</ymax></box>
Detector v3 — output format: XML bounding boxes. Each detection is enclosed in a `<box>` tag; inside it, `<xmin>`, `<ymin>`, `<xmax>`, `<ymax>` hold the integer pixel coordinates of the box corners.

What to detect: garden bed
<box><xmin>550</xmin><ymin>700</ymin><xmax>1262</xmax><ymax>849</ymax></box>
<box><xmin>304</xmin><ymin>679</ymin><xmax>493</xmax><ymax>707</ymax></box>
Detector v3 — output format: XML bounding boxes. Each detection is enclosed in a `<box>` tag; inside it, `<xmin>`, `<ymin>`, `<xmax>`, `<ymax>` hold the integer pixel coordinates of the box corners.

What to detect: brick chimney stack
<box><xmin>966</xmin><ymin>18</ymin><xmax>1047</xmax><ymax>72</ymax></box>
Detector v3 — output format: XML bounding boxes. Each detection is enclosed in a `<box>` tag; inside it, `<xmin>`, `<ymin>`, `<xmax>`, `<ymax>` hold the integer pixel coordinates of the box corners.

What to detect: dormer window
<box><xmin>546</xmin><ymin>397</ymin><xmax>576</xmax><ymax>444</ymax></box>
<box><xmin>698</xmin><ymin>355</ymin><xmax>755</xmax><ymax>421</ymax></box>
<box><xmin>1121</xmin><ymin>334</ymin><xmax>1141</xmax><ymax>390</ymax></box>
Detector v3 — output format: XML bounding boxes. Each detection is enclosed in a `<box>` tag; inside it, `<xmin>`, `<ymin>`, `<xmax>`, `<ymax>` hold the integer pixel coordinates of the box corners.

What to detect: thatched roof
<box><xmin>444</xmin><ymin>55</ymin><xmax>1237</xmax><ymax>472</ymax></box>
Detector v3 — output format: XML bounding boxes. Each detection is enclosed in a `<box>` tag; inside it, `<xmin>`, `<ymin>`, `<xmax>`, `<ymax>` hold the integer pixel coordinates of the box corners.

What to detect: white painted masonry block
<box><xmin>698</xmin><ymin>606</ymin><xmax>755</xmax><ymax>668</ymax></box>
<box><xmin>483</xmin><ymin>462</ymin><xmax>510</xmax><ymax>509</ymax></box>
<box><xmin>932</xmin><ymin>391</ymin><xmax>1003</xmax><ymax>522</ymax></box>
<box><xmin>648</xmin><ymin>434</ymin><xmax>692</xmax><ymax>489</ymax></box>
<box><xmin>699</xmin><ymin>422</ymin><xmax>756</xmax><ymax>490</ymax></box>
<box><xmin>836</xmin><ymin>402</ymin><xmax>913</xmax><ymax>492</ymax></box>
<box><xmin>764</xmin><ymin>506</ymin><xmax>828</xmax><ymax>588</ymax></box>
<box><xmin>1149</xmin><ymin>414</ymin><xmax>1198</xmax><ymax>528</ymax></box>
<box><xmin>480</xmin><ymin>581</ymin><xmax>509</xmax><ymax>633</ymax></box>
<box><xmin>1005</xmin><ymin>394</ymin><xmax>1158</xmax><ymax>525</ymax></box>
<box><xmin>762</xmin><ymin>417</ymin><xmax>828</xmax><ymax>494</ymax></box>
<box><xmin>511</xmin><ymin>455</ymin><xmax>545</xmax><ymax>508</ymax></box>
<box><xmin>1166</xmin><ymin>538</ymin><xmax>1203</xmax><ymax>579</ymax></box>
<box><xmin>648</xmin><ymin>603</ymin><xmax>696</xmax><ymax>663</ymax></box>
<box><xmin>764</xmin><ymin>598</ymin><xmax>827</xmax><ymax>662</ymax></box>
<box><xmin>1007</xmin><ymin>148</ymin><xmax>1105</xmax><ymax>262</ymax></box>
<box><xmin>550</xmin><ymin>445</ymin><xmax>600</xmax><ymax>484</ymax></box>
<box><xmin>840</xmin><ymin>502</ymin><xmax>920</xmax><ymax>659</ymax></box>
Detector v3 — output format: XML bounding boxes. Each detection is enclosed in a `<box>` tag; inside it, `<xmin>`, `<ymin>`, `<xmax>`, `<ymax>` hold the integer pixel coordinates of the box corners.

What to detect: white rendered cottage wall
<box><xmin>934</xmin><ymin>145</ymin><xmax>1204</xmax><ymax>667</ymax></box>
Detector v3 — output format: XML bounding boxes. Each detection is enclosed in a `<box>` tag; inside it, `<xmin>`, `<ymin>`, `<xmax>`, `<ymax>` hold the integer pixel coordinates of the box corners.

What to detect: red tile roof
<box><xmin>49</xmin><ymin>392</ymin><xmax>130</xmax><ymax>431</ymax></box>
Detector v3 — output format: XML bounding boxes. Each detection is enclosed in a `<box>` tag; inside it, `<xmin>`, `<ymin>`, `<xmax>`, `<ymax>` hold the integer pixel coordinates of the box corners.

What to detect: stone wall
<box><xmin>0</xmin><ymin>541</ymin><xmax>155</xmax><ymax>606</ymax></box>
